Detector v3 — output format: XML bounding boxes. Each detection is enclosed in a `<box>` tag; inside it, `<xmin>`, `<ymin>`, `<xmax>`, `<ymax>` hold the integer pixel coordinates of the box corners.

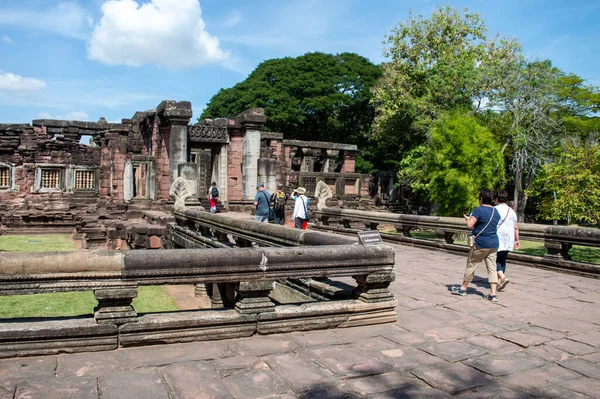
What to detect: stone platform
<box><xmin>1</xmin><ymin>243</ymin><xmax>599</xmax><ymax>398</ymax></box>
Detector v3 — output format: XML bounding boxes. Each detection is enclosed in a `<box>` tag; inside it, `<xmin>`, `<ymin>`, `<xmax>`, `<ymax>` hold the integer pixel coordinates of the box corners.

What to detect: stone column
<box><xmin>354</xmin><ymin>274</ymin><xmax>395</xmax><ymax>303</ymax></box>
<box><xmin>325</xmin><ymin>150</ymin><xmax>339</xmax><ymax>172</ymax></box>
<box><xmin>301</xmin><ymin>148</ymin><xmax>318</xmax><ymax>172</ymax></box>
<box><xmin>157</xmin><ymin>101</ymin><xmax>193</xmax><ymax>185</ymax></box>
<box><xmin>235</xmin><ymin>281</ymin><xmax>275</xmax><ymax>314</ymax></box>
<box><xmin>236</xmin><ymin>108</ymin><xmax>266</xmax><ymax>200</ymax></box>
<box><xmin>93</xmin><ymin>285</ymin><xmax>138</xmax><ymax>325</ymax></box>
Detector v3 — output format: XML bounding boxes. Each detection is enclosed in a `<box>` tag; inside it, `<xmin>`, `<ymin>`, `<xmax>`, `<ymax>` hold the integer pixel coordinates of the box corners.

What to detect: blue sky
<box><xmin>0</xmin><ymin>0</ymin><xmax>598</xmax><ymax>124</ymax></box>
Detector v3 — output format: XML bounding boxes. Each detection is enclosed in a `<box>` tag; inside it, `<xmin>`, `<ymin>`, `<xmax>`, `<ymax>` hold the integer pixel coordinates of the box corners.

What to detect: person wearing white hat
<box><xmin>291</xmin><ymin>187</ymin><xmax>309</xmax><ymax>229</ymax></box>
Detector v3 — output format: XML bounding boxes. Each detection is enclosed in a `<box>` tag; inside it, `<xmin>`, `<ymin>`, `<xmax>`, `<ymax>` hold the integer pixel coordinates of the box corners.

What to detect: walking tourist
<box><xmin>208</xmin><ymin>182</ymin><xmax>219</xmax><ymax>213</ymax></box>
<box><xmin>495</xmin><ymin>190</ymin><xmax>520</xmax><ymax>290</ymax></box>
<box><xmin>271</xmin><ymin>183</ymin><xmax>288</xmax><ymax>225</ymax></box>
<box><xmin>451</xmin><ymin>189</ymin><xmax>501</xmax><ymax>302</ymax></box>
<box><xmin>253</xmin><ymin>182</ymin><xmax>271</xmax><ymax>223</ymax></box>
<box><xmin>291</xmin><ymin>187</ymin><xmax>309</xmax><ymax>229</ymax></box>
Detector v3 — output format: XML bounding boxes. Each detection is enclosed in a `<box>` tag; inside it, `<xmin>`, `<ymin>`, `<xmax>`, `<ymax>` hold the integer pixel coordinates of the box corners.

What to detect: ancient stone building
<box><xmin>0</xmin><ymin>100</ymin><xmax>371</xmax><ymax>247</ymax></box>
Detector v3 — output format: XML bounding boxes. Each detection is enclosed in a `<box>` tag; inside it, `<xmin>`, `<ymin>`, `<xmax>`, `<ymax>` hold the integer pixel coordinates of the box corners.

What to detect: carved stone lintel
<box><xmin>94</xmin><ymin>286</ymin><xmax>138</xmax><ymax>325</ymax></box>
<box><xmin>545</xmin><ymin>241</ymin><xmax>572</xmax><ymax>260</ymax></box>
<box><xmin>354</xmin><ymin>274</ymin><xmax>395</xmax><ymax>303</ymax></box>
<box><xmin>235</xmin><ymin>281</ymin><xmax>275</xmax><ymax>314</ymax></box>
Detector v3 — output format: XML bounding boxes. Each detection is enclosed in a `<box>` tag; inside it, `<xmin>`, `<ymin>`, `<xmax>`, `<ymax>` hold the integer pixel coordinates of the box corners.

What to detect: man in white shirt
<box><xmin>291</xmin><ymin>187</ymin><xmax>309</xmax><ymax>229</ymax></box>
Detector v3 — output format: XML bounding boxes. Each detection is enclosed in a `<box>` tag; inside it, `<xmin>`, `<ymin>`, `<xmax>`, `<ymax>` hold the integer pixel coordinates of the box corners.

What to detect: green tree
<box><xmin>485</xmin><ymin>58</ymin><xmax>563</xmax><ymax>221</ymax></box>
<box><xmin>398</xmin><ymin>111</ymin><xmax>505</xmax><ymax>216</ymax></box>
<box><xmin>371</xmin><ymin>6</ymin><xmax>518</xmax><ymax>156</ymax></box>
<box><xmin>555</xmin><ymin>73</ymin><xmax>600</xmax><ymax>140</ymax></box>
<box><xmin>533</xmin><ymin>139</ymin><xmax>600</xmax><ymax>226</ymax></box>
<box><xmin>201</xmin><ymin>52</ymin><xmax>381</xmax><ymax>147</ymax></box>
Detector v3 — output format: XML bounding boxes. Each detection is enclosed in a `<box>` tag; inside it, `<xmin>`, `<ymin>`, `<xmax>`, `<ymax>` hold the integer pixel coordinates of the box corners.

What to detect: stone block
<box><xmin>463</xmin><ymin>352</ymin><xmax>547</xmax><ymax>376</ymax></box>
<box><xmin>98</xmin><ymin>369</ymin><xmax>169</xmax><ymax>399</ymax></box>
<box><xmin>161</xmin><ymin>362</ymin><xmax>232</xmax><ymax>399</ymax></box>
<box><xmin>14</xmin><ymin>376</ymin><xmax>98</xmax><ymax>399</ymax></box>
<box><xmin>411</xmin><ymin>363</ymin><xmax>492</xmax><ymax>394</ymax></box>
<box><xmin>147</xmin><ymin>235</ymin><xmax>162</xmax><ymax>249</ymax></box>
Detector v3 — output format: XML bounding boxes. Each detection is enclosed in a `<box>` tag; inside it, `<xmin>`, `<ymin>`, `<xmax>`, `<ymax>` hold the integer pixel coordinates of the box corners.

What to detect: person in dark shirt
<box><xmin>253</xmin><ymin>182</ymin><xmax>271</xmax><ymax>223</ymax></box>
<box><xmin>451</xmin><ymin>189</ymin><xmax>501</xmax><ymax>302</ymax></box>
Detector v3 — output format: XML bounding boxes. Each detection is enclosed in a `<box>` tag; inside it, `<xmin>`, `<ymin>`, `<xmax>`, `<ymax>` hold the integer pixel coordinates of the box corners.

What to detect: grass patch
<box><xmin>0</xmin><ymin>286</ymin><xmax>180</xmax><ymax>319</ymax></box>
<box><xmin>0</xmin><ymin>234</ymin><xmax>77</xmax><ymax>252</ymax></box>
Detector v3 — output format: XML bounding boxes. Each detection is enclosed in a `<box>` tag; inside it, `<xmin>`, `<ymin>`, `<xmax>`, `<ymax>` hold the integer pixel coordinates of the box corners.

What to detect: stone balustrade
<box><xmin>315</xmin><ymin>207</ymin><xmax>600</xmax><ymax>276</ymax></box>
<box><xmin>0</xmin><ymin>219</ymin><xmax>396</xmax><ymax>357</ymax></box>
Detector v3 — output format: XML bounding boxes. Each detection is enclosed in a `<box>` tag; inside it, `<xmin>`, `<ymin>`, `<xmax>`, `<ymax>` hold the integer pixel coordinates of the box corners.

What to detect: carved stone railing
<box><xmin>0</xmin><ymin>228</ymin><xmax>396</xmax><ymax>357</ymax></box>
<box><xmin>314</xmin><ymin>207</ymin><xmax>600</xmax><ymax>276</ymax></box>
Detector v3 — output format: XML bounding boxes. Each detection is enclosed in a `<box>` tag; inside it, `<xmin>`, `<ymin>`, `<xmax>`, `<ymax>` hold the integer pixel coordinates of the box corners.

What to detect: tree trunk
<box><xmin>514</xmin><ymin>163</ymin><xmax>526</xmax><ymax>223</ymax></box>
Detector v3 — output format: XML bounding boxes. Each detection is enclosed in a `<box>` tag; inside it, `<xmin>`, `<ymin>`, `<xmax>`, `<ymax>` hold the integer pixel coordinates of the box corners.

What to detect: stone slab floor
<box><xmin>1</xmin><ymin>243</ymin><xmax>599</xmax><ymax>398</ymax></box>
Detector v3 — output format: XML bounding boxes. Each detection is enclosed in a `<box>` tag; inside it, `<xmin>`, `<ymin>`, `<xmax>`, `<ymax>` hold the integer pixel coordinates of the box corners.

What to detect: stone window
<box><xmin>33</xmin><ymin>165</ymin><xmax>65</xmax><ymax>192</ymax></box>
<box><xmin>40</xmin><ymin>169</ymin><xmax>62</xmax><ymax>189</ymax></box>
<box><xmin>75</xmin><ymin>170</ymin><xmax>95</xmax><ymax>190</ymax></box>
<box><xmin>0</xmin><ymin>166</ymin><xmax>10</xmax><ymax>188</ymax></box>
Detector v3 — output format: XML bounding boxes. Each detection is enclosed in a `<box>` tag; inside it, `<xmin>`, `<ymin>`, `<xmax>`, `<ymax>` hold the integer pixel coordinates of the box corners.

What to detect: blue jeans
<box><xmin>254</xmin><ymin>215</ymin><xmax>269</xmax><ymax>223</ymax></box>
<box><xmin>496</xmin><ymin>250</ymin><xmax>509</xmax><ymax>274</ymax></box>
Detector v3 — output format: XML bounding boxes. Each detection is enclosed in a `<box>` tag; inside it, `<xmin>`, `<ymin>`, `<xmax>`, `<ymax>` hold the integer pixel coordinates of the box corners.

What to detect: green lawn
<box><xmin>0</xmin><ymin>234</ymin><xmax>77</xmax><ymax>252</ymax></box>
<box><xmin>0</xmin><ymin>234</ymin><xmax>181</xmax><ymax>318</ymax></box>
<box><xmin>0</xmin><ymin>286</ymin><xmax>180</xmax><ymax>319</ymax></box>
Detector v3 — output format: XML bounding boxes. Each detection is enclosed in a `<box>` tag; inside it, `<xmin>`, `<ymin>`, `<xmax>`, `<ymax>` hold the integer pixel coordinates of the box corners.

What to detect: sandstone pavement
<box><xmin>1</xmin><ymin>243</ymin><xmax>599</xmax><ymax>398</ymax></box>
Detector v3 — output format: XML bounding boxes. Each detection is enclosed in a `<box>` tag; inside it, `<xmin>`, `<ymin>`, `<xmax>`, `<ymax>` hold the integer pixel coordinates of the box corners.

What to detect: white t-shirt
<box><xmin>495</xmin><ymin>203</ymin><xmax>518</xmax><ymax>251</ymax></box>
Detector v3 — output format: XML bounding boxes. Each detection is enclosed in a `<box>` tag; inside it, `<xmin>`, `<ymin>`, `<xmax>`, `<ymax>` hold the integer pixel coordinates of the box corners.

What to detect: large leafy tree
<box><xmin>201</xmin><ymin>52</ymin><xmax>381</xmax><ymax>146</ymax></box>
<box><xmin>532</xmin><ymin>139</ymin><xmax>600</xmax><ymax>226</ymax></box>
<box><xmin>398</xmin><ymin>111</ymin><xmax>505</xmax><ymax>216</ymax></box>
<box><xmin>371</xmin><ymin>6</ymin><xmax>517</xmax><ymax>157</ymax></box>
<box><xmin>486</xmin><ymin>58</ymin><xmax>564</xmax><ymax>221</ymax></box>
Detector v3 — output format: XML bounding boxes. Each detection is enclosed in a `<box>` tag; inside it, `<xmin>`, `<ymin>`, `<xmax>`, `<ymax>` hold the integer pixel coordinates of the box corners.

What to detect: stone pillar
<box><xmin>235</xmin><ymin>281</ymin><xmax>275</xmax><ymax>314</ymax></box>
<box><xmin>195</xmin><ymin>283</ymin><xmax>212</xmax><ymax>309</ymax></box>
<box><xmin>258</xmin><ymin>158</ymin><xmax>277</xmax><ymax>194</ymax></box>
<box><xmin>301</xmin><ymin>148</ymin><xmax>318</xmax><ymax>172</ymax></box>
<box><xmin>236</xmin><ymin>108</ymin><xmax>266</xmax><ymax>200</ymax></box>
<box><xmin>93</xmin><ymin>285</ymin><xmax>138</xmax><ymax>325</ymax></box>
<box><xmin>157</xmin><ymin>101</ymin><xmax>193</xmax><ymax>185</ymax></box>
<box><xmin>354</xmin><ymin>274</ymin><xmax>395</xmax><ymax>303</ymax></box>
<box><xmin>325</xmin><ymin>150</ymin><xmax>339</xmax><ymax>172</ymax></box>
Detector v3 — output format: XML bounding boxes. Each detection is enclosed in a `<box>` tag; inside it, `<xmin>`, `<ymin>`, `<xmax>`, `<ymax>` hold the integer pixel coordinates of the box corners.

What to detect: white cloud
<box><xmin>0</xmin><ymin>71</ymin><xmax>47</xmax><ymax>91</ymax></box>
<box><xmin>87</xmin><ymin>0</ymin><xmax>229</xmax><ymax>68</ymax></box>
<box><xmin>1</xmin><ymin>35</ymin><xmax>13</xmax><ymax>44</ymax></box>
<box><xmin>37</xmin><ymin>111</ymin><xmax>90</xmax><ymax>121</ymax></box>
<box><xmin>0</xmin><ymin>2</ymin><xmax>91</xmax><ymax>40</ymax></box>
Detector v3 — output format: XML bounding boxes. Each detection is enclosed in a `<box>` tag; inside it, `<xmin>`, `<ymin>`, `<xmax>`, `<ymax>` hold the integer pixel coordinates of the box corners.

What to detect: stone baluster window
<box><xmin>0</xmin><ymin>167</ymin><xmax>10</xmax><ymax>188</ymax></box>
<box><xmin>75</xmin><ymin>170</ymin><xmax>95</xmax><ymax>190</ymax></box>
<box><xmin>41</xmin><ymin>169</ymin><xmax>61</xmax><ymax>189</ymax></box>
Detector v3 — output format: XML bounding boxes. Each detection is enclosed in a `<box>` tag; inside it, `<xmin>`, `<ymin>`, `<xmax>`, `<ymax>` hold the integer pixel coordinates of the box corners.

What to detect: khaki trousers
<box><xmin>464</xmin><ymin>247</ymin><xmax>498</xmax><ymax>284</ymax></box>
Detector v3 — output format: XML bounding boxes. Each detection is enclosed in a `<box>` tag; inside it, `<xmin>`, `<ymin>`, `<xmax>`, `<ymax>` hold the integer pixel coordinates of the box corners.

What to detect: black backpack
<box><xmin>211</xmin><ymin>187</ymin><xmax>219</xmax><ymax>198</ymax></box>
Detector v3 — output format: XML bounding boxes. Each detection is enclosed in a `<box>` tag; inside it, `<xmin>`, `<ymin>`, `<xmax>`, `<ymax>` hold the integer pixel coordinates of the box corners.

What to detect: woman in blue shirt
<box><xmin>451</xmin><ymin>189</ymin><xmax>501</xmax><ymax>302</ymax></box>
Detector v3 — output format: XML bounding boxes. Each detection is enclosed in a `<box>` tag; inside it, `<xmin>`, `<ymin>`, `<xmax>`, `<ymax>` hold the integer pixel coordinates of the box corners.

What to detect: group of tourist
<box><xmin>451</xmin><ymin>189</ymin><xmax>520</xmax><ymax>303</ymax></box>
<box><xmin>253</xmin><ymin>183</ymin><xmax>310</xmax><ymax>229</ymax></box>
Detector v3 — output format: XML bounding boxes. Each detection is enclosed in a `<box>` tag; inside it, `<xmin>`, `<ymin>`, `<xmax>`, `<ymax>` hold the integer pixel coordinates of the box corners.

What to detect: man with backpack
<box><xmin>270</xmin><ymin>183</ymin><xmax>288</xmax><ymax>225</ymax></box>
<box><xmin>208</xmin><ymin>182</ymin><xmax>219</xmax><ymax>213</ymax></box>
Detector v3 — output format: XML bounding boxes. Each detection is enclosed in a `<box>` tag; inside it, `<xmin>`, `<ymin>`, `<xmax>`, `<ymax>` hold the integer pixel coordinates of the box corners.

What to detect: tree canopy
<box><xmin>200</xmin><ymin>52</ymin><xmax>381</xmax><ymax>146</ymax></box>
<box><xmin>398</xmin><ymin>111</ymin><xmax>505</xmax><ymax>216</ymax></box>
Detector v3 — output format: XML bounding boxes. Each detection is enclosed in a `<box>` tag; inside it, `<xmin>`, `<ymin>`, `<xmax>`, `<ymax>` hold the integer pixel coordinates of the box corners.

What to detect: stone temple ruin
<box><xmin>0</xmin><ymin>100</ymin><xmax>373</xmax><ymax>249</ymax></box>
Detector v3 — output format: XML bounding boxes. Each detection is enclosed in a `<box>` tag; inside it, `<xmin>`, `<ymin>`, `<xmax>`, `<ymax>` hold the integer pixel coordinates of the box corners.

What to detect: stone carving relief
<box><xmin>170</xmin><ymin>176</ymin><xmax>194</xmax><ymax>210</ymax></box>
<box><xmin>314</xmin><ymin>180</ymin><xmax>333</xmax><ymax>210</ymax></box>
<box><xmin>188</xmin><ymin>119</ymin><xmax>229</xmax><ymax>143</ymax></box>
